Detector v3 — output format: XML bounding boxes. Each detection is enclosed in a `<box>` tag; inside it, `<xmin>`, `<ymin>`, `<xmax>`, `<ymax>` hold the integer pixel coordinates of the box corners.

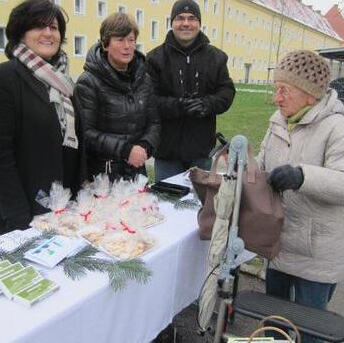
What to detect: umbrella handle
<box><xmin>248</xmin><ymin>326</ymin><xmax>294</xmax><ymax>343</ymax></box>
<box><xmin>258</xmin><ymin>315</ymin><xmax>301</xmax><ymax>343</ymax></box>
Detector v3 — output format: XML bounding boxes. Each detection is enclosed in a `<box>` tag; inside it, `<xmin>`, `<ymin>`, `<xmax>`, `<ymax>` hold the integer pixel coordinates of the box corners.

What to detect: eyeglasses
<box><xmin>174</xmin><ymin>15</ymin><xmax>199</xmax><ymax>23</ymax></box>
<box><xmin>274</xmin><ymin>86</ymin><xmax>292</xmax><ymax>97</ymax></box>
<box><xmin>112</xmin><ymin>37</ymin><xmax>136</xmax><ymax>46</ymax></box>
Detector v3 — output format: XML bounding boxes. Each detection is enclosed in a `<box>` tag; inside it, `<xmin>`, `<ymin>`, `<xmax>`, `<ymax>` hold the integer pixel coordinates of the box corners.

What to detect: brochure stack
<box><xmin>0</xmin><ymin>259</ymin><xmax>59</xmax><ymax>307</ymax></box>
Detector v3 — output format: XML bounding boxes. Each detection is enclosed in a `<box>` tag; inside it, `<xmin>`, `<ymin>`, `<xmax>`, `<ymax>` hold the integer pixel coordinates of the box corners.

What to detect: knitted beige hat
<box><xmin>274</xmin><ymin>50</ymin><xmax>331</xmax><ymax>99</ymax></box>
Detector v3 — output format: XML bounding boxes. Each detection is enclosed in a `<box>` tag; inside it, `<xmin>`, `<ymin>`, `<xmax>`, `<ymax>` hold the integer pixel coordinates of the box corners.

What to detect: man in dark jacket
<box><xmin>146</xmin><ymin>0</ymin><xmax>236</xmax><ymax>182</ymax></box>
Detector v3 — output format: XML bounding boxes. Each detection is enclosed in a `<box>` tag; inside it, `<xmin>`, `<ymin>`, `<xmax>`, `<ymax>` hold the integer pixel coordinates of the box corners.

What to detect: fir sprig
<box><xmin>0</xmin><ymin>233</ymin><xmax>152</xmax><ymax>292</ymax></box>
<box><xmin>152</xmin><ymin>191</ymin><xmax>199</xmax><ymax>210</ymax></box>
<box><xmin>0</xmin><ymin>230</ymin><xmax>57</xmax><ymax>264</ymax></box>
<box><xmin>62</xmin><ymin>247</ymin><xmax>151</xmax><ymax>291</ymax></box>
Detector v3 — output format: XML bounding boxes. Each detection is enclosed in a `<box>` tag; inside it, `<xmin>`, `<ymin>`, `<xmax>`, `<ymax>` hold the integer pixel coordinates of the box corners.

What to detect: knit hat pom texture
<box><xmin>274</xmin><ymin>50</ymin><xmax>330</xmax><ymax>99</ymax></box>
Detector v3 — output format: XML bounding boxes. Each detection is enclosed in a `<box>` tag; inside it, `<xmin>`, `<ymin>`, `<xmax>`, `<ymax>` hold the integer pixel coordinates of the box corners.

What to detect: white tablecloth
<box><xmin>0</xmin><ymin>201</ymin><xmax>209</xmax><ymax>343</ymax></box>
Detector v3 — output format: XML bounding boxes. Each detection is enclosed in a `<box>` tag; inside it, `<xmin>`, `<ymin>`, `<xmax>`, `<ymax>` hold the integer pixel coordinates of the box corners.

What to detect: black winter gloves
<box><xmin>179</xmin><ymin>94</ymin><xmax>209</xmax><ymax>118</ymax></box>
<box><xmin>268</xmin><ymin>164</ymin><xmax>304</xmax><ymax>192</ymax></box>
<box><xmin>184</xmin><ymin>97</ymin><xmax>208</xmax><ymax>117</ymax></box>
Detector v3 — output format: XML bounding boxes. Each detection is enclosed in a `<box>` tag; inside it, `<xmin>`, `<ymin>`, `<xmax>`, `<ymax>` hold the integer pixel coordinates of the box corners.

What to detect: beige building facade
<box><xmin>0</xmin><ymin>0</ymin><xmax>341</xmax><ymax>82</ymax></box>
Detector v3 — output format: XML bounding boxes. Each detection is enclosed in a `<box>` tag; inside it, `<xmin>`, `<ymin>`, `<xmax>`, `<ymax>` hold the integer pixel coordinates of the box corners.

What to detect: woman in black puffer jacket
<box><xmin>74</xmin><ymin>12</ymin><xmax>160</xmax><ymax>181</ymax></box>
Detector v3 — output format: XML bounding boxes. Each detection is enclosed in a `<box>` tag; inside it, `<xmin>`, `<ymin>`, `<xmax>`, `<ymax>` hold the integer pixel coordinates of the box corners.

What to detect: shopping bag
<box><xmin>189</xmin><ymin>145</ymin><xmax>284</xmax><ymax>260</ymax></box>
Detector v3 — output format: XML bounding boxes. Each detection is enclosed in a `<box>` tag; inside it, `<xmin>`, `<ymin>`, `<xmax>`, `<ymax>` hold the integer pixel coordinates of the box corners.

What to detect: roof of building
<box><xmin>325</xmin><ymin>5</ymin><xmax>344</xmax><ymax>40</ymax></box>
<box><xmin>249</xmin><ymin>0</ymin><xmax>341</xmax><ymax>41</ymax></box>
<box><xmin>318</xmin><ymin>47</ymin><xmax>344</xmax><ymax>61</ymax></box>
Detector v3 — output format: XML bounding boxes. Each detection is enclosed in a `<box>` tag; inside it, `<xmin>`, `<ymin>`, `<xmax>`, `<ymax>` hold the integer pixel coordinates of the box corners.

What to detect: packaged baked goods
<box><xmin>73</xmin><ymin>189</ymin><xmax>96</xmax><ymax>224</ymax></box>
<box><xmin>89</xmin><ymin>174</ymin><xmax>112</xmax><ymax>200</ymax></box>
<box><xmin>99</xmin><ymin>230</ymin><xmax>155</xmax><ymax>260</ymax></box>
<box><xmin>35</xmin><ymin>182</ymin><xmax>72</xmax><ymax>215</ymax></box>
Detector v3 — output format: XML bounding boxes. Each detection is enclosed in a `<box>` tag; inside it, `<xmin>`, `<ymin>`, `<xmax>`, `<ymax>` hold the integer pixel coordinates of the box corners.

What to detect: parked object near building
<box><xmin>0</xmin><ymin>0</ymin><xmax>341</xmax><ymax>83</ymax></box>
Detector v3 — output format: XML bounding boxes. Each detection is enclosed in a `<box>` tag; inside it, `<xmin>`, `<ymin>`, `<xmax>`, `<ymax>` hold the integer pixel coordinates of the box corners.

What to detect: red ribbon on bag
<box><xmin>80</xmin><ymin>210</ymin><xmax>92</xmax><ymax>222</ymax></box>
<box><xmin>96</xmin><ymin>194</ymin><xmax>108</xmax><ymax>199</ymax></box>
<box><xmin>104</xmin><ymin>223</ymin><xmax>118</xmax><ymax>231</ymax></box>
<box><xmin>138</xmin><ymin>186</ymin><xmax>147</xmax><ymax>193</ymax></box>
<box><xmin>54</xmin><ymin>209</ymin><xmax>66</xmax><ymax>215</ymax></box>
<box><xmin>120</xmin><ymin>220</ymin><xmax>136</xmax><ymax>234</ymax></box>
<box><xmin>119</xmin><ymin>200</ymin><xmax>130</xmax><ymax>207</ymax></box>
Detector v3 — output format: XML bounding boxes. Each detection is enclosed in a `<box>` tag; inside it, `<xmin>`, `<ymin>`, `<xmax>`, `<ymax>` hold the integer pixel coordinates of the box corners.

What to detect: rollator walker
<box><xmin>198</xmin><ymin>134</ymin><xmax>344</xmax><ymax>343</ymax></box>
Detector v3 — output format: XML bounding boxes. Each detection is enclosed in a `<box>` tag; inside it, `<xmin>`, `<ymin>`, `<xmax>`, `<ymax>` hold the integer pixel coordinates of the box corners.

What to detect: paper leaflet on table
<box><xmin>24</xmin><ymin>235</ymin><xmax>86</xmax><ymax>268</ymax></box>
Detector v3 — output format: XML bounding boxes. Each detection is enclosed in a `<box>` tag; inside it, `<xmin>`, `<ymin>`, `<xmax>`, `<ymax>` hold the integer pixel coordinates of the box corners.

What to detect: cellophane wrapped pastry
<box><xmin>30</xmin><ymin>182</ymin><xmax>74</xmax><ymax>235</ymax></box>
<box><xmin>30</xmin><ymin>174</ymin><xmax>164</xmax><ymax>257</ymax></box>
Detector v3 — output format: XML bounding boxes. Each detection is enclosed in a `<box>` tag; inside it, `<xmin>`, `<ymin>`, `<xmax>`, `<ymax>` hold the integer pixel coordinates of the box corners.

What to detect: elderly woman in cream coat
<box><xmin>257</xmin><ymin>50</ymin><xmax>344</xmax><ymax>343</ymax></box>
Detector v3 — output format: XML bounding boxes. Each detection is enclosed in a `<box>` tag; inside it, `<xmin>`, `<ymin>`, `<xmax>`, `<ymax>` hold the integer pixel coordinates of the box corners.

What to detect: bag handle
<box><xmin>248</xmin><ymin>326</ymin><xmax>294</xmax><ymax>343</ymax></box>
<box><xmin>208</xmin><ymin>144</ymin><xmax>229</xmax><ymax>183</ymax></box>
<box><xmin>211</xmin><ymin>141</ymin><xmax>258</xmax><ymax>184</ymax></box>
<box><xmin>258</xmin><ymin>315</ymin><xmax>301</xmax><ymax>343</ymax></box>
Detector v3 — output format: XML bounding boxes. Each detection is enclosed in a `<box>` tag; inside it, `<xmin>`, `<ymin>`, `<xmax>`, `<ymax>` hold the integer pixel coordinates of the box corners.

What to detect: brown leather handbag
<box><xmin>189</xmin><ymin>147</ymin><xmax>284</xmax><ymax>260</ymax></box>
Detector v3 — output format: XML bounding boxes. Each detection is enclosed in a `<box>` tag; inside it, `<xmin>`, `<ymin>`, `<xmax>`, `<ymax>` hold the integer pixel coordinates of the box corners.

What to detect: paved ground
<box><xmin>170</xmin><ymin>271</ymin><xmax>344</xmax><ymax>342</ymax></box>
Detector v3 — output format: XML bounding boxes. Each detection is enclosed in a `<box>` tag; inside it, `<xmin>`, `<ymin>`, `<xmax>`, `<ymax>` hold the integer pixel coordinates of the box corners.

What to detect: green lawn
<box><xmin>217</xmin><ymin>84</ymin><xmax>276</xmax><ymax>153</ymax></box>
<box><xmin>148</xmin><ymin>84</ymin><xmax>277</xmax><ymax>181</ymax></box>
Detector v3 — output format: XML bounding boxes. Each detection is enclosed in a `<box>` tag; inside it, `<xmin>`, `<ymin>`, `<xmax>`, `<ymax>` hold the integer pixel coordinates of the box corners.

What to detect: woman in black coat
<box><xmin>74</xmin><ymin>12</ymin><xmax>160</xmax><ymax>181</ymax></box>
<box><xmin>0</xmin><ymin>0</ymin><xmax>85</xmax><ymax>234</ymax></box>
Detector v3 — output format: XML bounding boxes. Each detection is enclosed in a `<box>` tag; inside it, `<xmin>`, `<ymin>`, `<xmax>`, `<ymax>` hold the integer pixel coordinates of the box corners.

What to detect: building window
<box><xmin>151</xmin><ymin>0</ymin><xmax>159</xmax><ymax>4</ymax></box>
<box><xmin>226</xmin><ymin>6</ymin><xmax>231</xmax><ymax>17</ymax></box>
<box><xmin>74</xmin><ymin>35</ymin><xmax>86</xmax><ymax>57</ymax></box>
<box><xmin>97</xmin><ymin>1</ymin><xmax>107</xmax><ymax>18</ymax></box>
<box><xmin>151</xmin><ymin>20</ymin><xmax>159</xmax><ymax>40</ymax></box>
<box><xmin>212</xmin><ymin>28</ymin><xmax>217</xmax><ymax>40</ymax></box>
<box><xmin>203</xmin><ymin>0</ymin><xmax>208</xmax><ymax>11</ymax></box>
<box><xmin>50</xmin><ymin>0</ymin><xmax>61</xmax><ymax>4</ymax></box>
<box><xmin>213</xmin><ymin>2</ymin><xmax>218</xmax><ymax>15</ymax></box>
<box><xmin>118</xmin><ymin>5</ymin><xmax>126</xmax><ymax>13</ymax></box>
<box><xmin>202</xmin><ymin>25</ymin><xmax>207</xmax><ymax>34</ymax></box>
<box><xmin>165</xmin><ymin>16</ymin><xmax>171</xmax><ymax>31</ymax></box>
<box><xmin>225</xmin><ymin>31</ymin><xmax>230</xmax><ymax>43</ymax></box>
<box><xmin>136</xmin><ymin>9</ymin><xmax>144</xmax><ymax>27</ymax></box>
<box><xmin>0</xmin><ymin>27</ymin><xmax>6</xmax><ymax>51</ymax></box>
<box><xmin>74</xmin><ymin>0</ymin><xmax>85</xmax><ymax>14</ymax></box>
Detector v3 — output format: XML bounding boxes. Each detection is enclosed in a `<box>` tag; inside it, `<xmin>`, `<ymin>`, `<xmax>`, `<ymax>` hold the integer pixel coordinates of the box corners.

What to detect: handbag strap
<box><xmin>211</xmin><ymin>141</ymin><xmax>258</xmax><ymax>184</ymax></box>
<box><xmin>258</xmin><ymin>315</ymin><xmax>301</xmax><ymax>343</ymax></box>
<box><xmin>208</xmin><ymin>145</ymin><xmax>228</xmax><ymax>183</ymax></box>
<box><xmin>248</xmin><ymin>326</ymin><xmax>294</xmax><ymax>343</ymax></box>
<box><xmin>246</xmin><ymin>144</ymin><xmax>258</xmax><ymax>184</ymax></box>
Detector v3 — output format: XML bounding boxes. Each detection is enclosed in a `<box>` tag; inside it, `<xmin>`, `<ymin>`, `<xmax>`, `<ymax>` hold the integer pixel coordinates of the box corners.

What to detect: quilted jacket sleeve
<box><xmin>300</xmin><ymin>118</ymin><xmax>344</xmax><ymax>205</ymax></box>
<box><xmin>74</xmin><ymin>73</ymin><xmax>131</xmax><ymax>160</ymax></box>
<box><xmin>137</xmin><ymin>75</ymin><xmax>161</xmax><ymax>158</ymax></box>
<box><xmin>202</xmin><ymin>53</ymin><xmax>236</xmax><ymax>116</ymax></box>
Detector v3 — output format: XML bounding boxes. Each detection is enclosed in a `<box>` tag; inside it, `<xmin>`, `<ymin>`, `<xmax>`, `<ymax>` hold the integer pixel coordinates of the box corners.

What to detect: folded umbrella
<box><xmin>197</xmin><ymin>177</ymin><xmax>236</xmax><ymax>332</ymax></box>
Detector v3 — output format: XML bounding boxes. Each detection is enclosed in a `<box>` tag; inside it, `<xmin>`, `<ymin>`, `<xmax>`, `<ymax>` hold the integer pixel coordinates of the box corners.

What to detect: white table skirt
<box><xmin>0</xmin><ymin>201</ymin><xmax>209</xmax><ymax>343</ymax></box>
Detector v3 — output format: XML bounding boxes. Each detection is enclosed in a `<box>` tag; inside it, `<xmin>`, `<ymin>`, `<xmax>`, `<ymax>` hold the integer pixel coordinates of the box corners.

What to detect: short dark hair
<box><xmin>5</xmin><ymin>0</ymin><xmax>68</xmax><ymax>59</ymax></box>
<box><xmin>100</xmin><ymin>12</ymin><xmax>139</xmax><ymax>48</ymax></box>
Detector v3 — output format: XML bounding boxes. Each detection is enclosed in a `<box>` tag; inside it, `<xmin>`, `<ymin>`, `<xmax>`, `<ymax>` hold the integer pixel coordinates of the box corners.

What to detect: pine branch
<box><xmin>1</xmin><ymin>233</ymin><xmax>152</xmax><ymax>292</ymax></box>
<box><xmin>0</xmin><ymin>230</ymin><xmax>56</xmax><ymax>263</ymax></box>
<box><xmin>152</xmin><ymin>191</ymin><xmax>199</xmax><ymax>211</ymax></box>
<box><xmin>173</xmin><ymin>198</ymin><xmax>200</xmax><ymax>210</ymax></box>
<box><xmin>61</xmin><ymin>246</ymin><xmax>152</xmax><ymax>291</ymax></box>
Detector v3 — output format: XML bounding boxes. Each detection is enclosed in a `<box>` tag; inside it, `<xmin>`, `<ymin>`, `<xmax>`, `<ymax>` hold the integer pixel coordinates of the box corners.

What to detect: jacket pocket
<box><xmin>310</xmin><ymin>219</ymin><xmax>333</xmax><ymax>258</ymax></box>
<box><xmin>282</xmin><ymin>217</ymin><xmax>313</xmax><ymax>258</ymax></box>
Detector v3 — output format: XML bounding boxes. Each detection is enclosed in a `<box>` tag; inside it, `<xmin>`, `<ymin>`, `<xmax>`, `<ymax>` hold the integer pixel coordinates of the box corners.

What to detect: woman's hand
<box><xmin>128</xmin><ymin>145</ymin><xmax>147</xmax><ymax>168</ymax></box>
